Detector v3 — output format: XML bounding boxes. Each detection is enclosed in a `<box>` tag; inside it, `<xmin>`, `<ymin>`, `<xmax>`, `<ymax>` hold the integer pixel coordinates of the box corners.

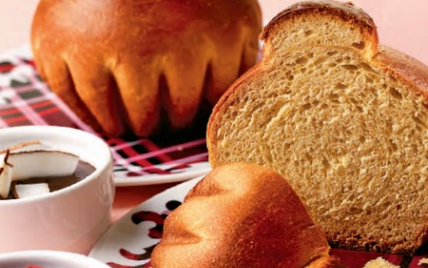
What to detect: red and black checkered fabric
<box><xmin>0</xmin><ymin>46</ymin><xmax>209</xmax><ymax>183</ymax></box>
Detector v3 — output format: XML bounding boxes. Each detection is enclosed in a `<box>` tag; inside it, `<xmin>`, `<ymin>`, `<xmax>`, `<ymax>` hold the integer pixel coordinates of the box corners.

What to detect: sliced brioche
<box><xmin>207</xmin><ymin>1</ymin><xmax>428</xmax><ymax>254</ymax></box>
<box><xmin>151</xmin><ymin>163</ymin><xmax>345</xmax><ymax>268</ymax></box>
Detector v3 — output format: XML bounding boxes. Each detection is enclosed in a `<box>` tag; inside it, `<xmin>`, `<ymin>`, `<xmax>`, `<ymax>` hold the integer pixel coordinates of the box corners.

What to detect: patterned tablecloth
<box><xmin>0</xmin><ymin>45</ymin><xmax>210</xmax><ymax>186</ymax></box>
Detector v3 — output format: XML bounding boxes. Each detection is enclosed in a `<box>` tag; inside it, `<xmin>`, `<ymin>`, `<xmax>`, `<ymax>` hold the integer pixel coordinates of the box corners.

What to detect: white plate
<box><xmin>0</xmin><ymin>250</ymin><xmax>110</xmax><ymax>268</ymax></box>
<box><xmin>113</xmin><ymin>162</ymin><xmax>211</xmax><ymax>186</ymax></box>
<box><xmin>89</xmin><ymin>176</ymin><xmax>204</xmax><ymax>267</ymax></box>
<box><xmin>89</xmin><ymin>174</ymin><xmax>417</xmax><ymax>268</ymax></box>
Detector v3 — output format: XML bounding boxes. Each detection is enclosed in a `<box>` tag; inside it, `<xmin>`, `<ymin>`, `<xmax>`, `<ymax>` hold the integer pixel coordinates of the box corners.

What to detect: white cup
<box><xmin>0</xmin><ymin>250</ymin><xmax>111</xmax><ymax>268</ymax></box>
<box><xmin>0</xmin><ymin>126</ymin><xmax>115</xmax><ymax>254</ymax></box>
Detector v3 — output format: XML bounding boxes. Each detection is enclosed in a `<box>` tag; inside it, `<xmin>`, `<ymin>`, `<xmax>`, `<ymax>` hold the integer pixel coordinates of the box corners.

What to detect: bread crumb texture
<box><xmin>208</xmin><ymin>0</ymin><xmax>428</xmax><ymax>254</ymax></box>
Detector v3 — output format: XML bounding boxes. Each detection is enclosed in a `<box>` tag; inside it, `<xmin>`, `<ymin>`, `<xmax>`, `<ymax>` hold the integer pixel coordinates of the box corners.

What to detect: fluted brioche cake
<box><xmin>151</xmin><ymin>163</ymin><xmax>346</xmax><ymax>268</ymax></box>
<box><xmin>207</xmin><ymin>1</ymin><xmax>428</xmax><ymax>254</ymax></box>
<box><xmin>31</xmin><ymin>0</ymin><xmax>262</xmax><ymax>137</ymax></box>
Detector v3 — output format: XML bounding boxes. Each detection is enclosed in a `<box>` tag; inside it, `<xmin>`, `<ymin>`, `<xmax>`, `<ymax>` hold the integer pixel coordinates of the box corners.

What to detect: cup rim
<box><xmin>0</xmin><ymin>126</ymin><xmax>112</xmax><ymax>205</ymax></box>
<box><xmin>0</xmin><ymin>250</ymin><xmax>111</xmax><ymax>267</ymax></box>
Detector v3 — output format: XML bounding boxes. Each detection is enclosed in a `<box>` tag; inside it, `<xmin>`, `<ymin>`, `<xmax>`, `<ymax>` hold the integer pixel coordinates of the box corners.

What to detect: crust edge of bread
<box><xmin>207</xmin><ymin>0</ymin><xmax>428</xmax><ymax>255</ymax></box>
<box><xmin>260</xmin><ymin>0</ymin><xmax>378</xmax><ymax>57</ymax></box>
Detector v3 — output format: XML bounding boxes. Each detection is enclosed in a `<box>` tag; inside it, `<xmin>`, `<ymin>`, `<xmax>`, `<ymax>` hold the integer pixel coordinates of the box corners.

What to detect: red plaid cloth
<box><xmin>0</xmin><ymin>46</ymin><xmax>209</xmax><ymax>184</ymax></box>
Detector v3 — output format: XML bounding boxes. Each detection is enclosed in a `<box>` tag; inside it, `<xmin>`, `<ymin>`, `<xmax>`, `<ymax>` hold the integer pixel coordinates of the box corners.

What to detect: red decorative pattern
<box><xmin>106</xmin><ymin>200</ymin><xmax>181</xmax><ymax>268</ymax></box>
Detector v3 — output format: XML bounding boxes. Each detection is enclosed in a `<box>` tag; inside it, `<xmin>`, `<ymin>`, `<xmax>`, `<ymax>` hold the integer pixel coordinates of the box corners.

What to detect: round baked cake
<box><xmin>31</xmin><ymin>0</ymin><xmax>262</xmax><ymax>137</ymax></box>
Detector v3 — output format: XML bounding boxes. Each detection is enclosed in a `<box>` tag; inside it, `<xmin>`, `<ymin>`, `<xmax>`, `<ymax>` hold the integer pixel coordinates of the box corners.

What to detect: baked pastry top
<box><xmin>151</xmin><ymin>163</ymin><xmax>345</xmax><ymax>268</ymax></box>
<box><xmin>31</xmin><ymin>0</ymin><xmax>262</xmax><ymax>136</ymax></box>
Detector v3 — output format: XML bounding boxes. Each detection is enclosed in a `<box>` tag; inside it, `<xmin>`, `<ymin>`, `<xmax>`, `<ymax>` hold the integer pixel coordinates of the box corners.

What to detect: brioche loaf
<box><xmin>31</xmin><ymin>0</ymin><xmax>262</xmax><ymax>136</ymax></box>
<box><xmin>151</xmin><ymin>163</ymin><xmax>345</xmax><ymax>268</ymax></box>
<box><xmin>207</xmin><ymin>1</ymin><xmax>428</xmax><ymax>254</ymax></box>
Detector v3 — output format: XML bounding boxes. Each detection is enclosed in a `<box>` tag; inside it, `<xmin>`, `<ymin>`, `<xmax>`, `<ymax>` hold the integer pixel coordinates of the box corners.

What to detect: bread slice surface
<box><xmin>207</xmin><ymin>0</ymin><xmax>428</xmax><ymax>254</ymax></box>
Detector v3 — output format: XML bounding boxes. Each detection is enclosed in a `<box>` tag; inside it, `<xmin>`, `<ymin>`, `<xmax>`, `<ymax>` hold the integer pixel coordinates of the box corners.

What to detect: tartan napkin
<box><xmin>0</xmin><ymin>45</ymin><xmax>209</xmax><ymax>185</ymax></box>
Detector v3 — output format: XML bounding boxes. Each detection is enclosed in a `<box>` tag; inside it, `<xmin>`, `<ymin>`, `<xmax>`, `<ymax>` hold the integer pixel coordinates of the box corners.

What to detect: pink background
<box><xmin>0</xmin><ymin>0</ymin><xmax>427</xmax><ymax>65</ymax></box>
<box><xmin>0</xmin><ymin>1</ymin><xmax>427</xmax><ymax>266</ymax></box>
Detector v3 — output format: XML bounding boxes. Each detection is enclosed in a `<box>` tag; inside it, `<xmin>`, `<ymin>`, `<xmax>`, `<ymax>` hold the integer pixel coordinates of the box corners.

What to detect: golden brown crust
<box><xmin>328</xmin><ymin>236</ymin><xmax>417</xmax><ymax>254</ymax></box>
<box><xmin>260</xmin><ymin>0</ymin><xmax>378</xmax><ymax>59</ymax></box>
<box><xmin>375</xmin><ymin>45</ymin><xmax>428</xmax><ymax>100</ymax></box>
<box><xmin>305</xmin><ymin>256</ymin><xmax>348</xmax><ymax>268</ymax></box>
<box><xmin>207</xmin><ymin>63</ymin><xmax>264</xmax><ymax>167</ymax></box>
<box><xmin>261</xmin><ymin>1</ymin><xmax>376</xmax><ymax>41</ymax></box>
<box><xmin>151</xmin><ymin>163</ymin><xmax>345</xmax><ymax>268</ymax></box>
<box><xmin>31</xmin><ymin>0</ymin><xmax>262</xmax><ymax>136</ymax></box>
